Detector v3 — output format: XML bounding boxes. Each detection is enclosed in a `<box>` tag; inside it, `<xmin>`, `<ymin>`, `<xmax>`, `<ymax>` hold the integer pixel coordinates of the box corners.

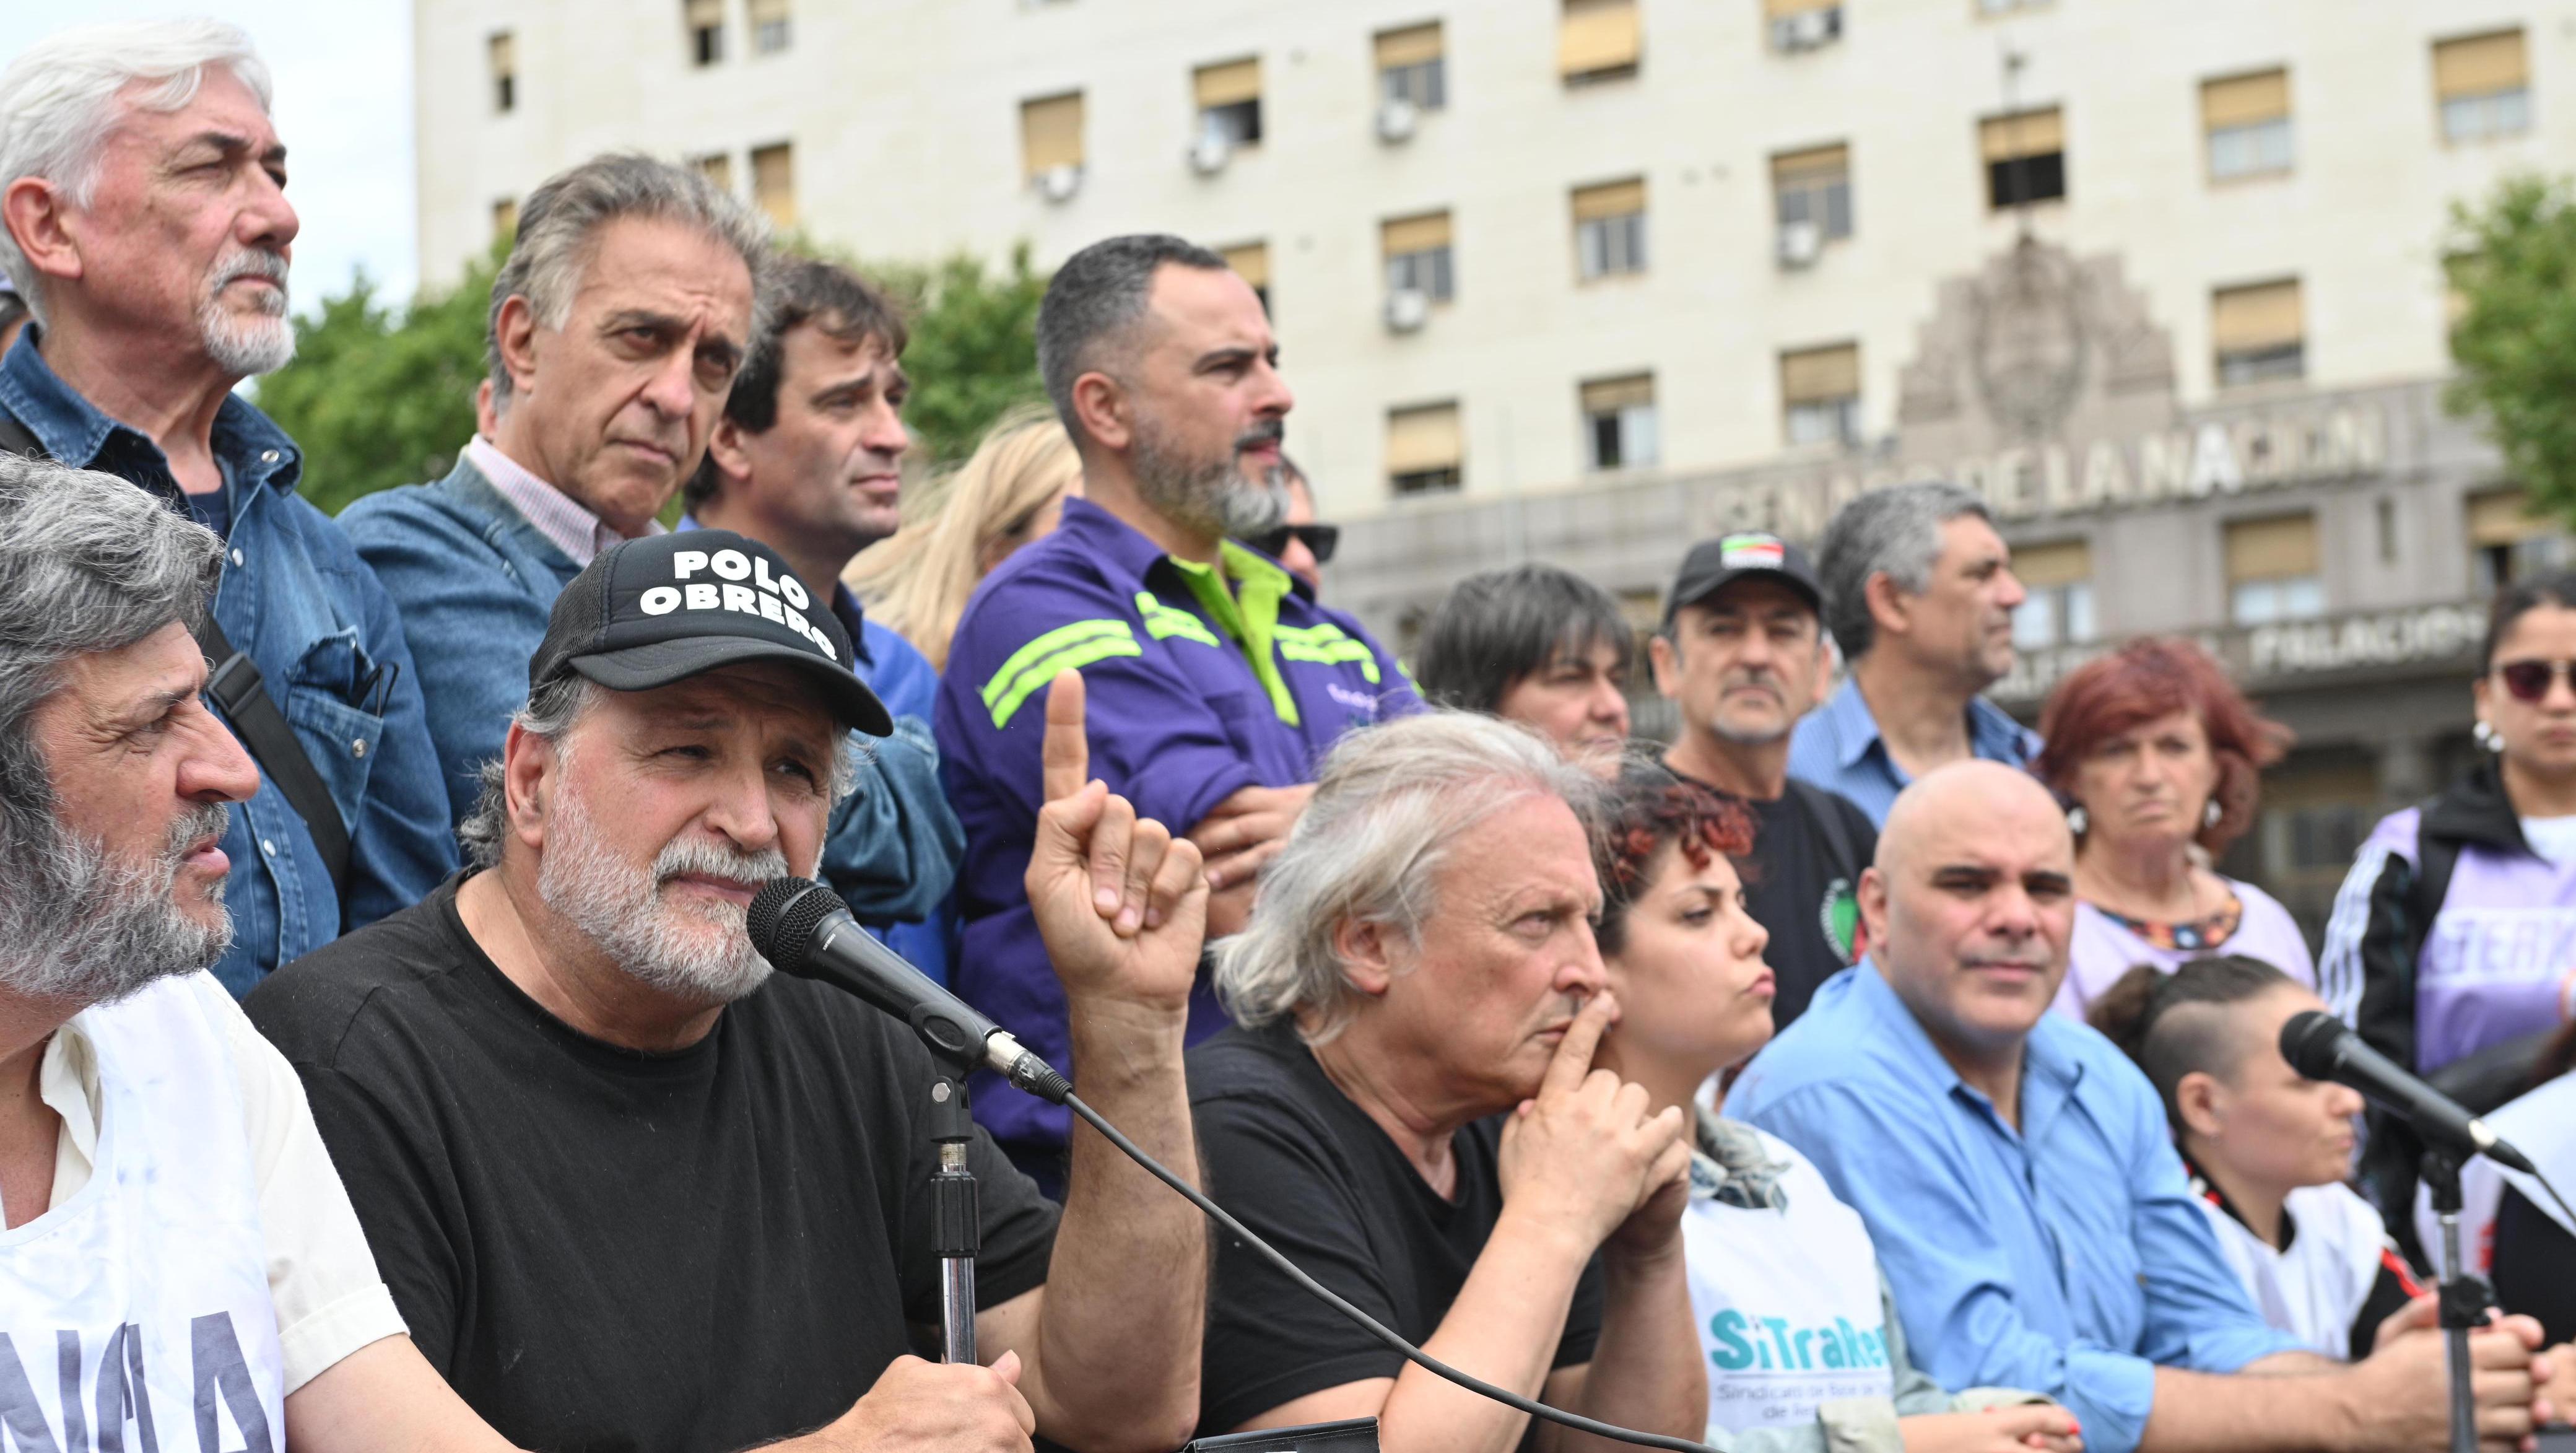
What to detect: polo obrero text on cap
<box><xmin>645</xmin><ymin>546</ymin><xmax>838</xmax><ymax>659</ymax></box>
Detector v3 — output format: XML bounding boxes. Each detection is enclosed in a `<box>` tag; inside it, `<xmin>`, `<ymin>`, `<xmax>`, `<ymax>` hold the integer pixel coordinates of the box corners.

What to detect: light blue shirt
<box><xmin>1787</xmin><ymin>676</ymin><xmax>2042</xmax><ymax>827</ymax></box>
<box><xmin>1728</xmin><ymin>964</ymin><xmax>2301</xmax><ymax>1453</ymax></box>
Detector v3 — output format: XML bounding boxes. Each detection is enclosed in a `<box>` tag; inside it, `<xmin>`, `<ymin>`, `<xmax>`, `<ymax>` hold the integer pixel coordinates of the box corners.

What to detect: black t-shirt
<box><xmin>1666</xmin><ymin>769</ymin><xmax>1877</xmax><ymax>1029</ymax></box>
<box><xmin>1188</xmin><ymin>1021</ymin><xmax>1604</xmax><ymax>1440</ymax></box>
<box><xmin>244</xmin><ymin>874</ymin><xmax>1060</xmax><ymax>1453</ymax></box>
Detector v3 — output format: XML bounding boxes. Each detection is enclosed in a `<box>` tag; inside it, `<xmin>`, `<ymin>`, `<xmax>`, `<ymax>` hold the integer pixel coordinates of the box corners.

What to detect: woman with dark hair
<box><xmin>1415</xmin><ymin>564</ymin><xmax>1634</xmax><ymax>779</ymax></box>
<box><xmin>2034</xmin><ymin>639</ymin><xmax>2305</xmax><ymax>1021</ymax></box>
<box><xmin>2414</xmin><ymin>1021</ymin><xmax>2576</xmax><ymax>1351</ymax></box>
<box><xmin>2089</xmin><ymin>958</ymin><xmax>2417</xmax><ymax>1361</ymax></box>
<box><xmin>1590</xmin><ymin>772</ymin><xmax>2079</xmax><ymax>1453</ymax></box>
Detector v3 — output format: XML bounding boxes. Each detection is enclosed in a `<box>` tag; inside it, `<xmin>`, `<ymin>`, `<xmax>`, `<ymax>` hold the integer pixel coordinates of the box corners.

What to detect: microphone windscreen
<box><xmin>2278</xmin><ymin>1009</ymin><xmax>2346</xmax><ymax>1080</ymax></box>
<box><xmin>747</xmin><ymin>876</ymin><xmax>836</xmax><ymax>973</ymax></box>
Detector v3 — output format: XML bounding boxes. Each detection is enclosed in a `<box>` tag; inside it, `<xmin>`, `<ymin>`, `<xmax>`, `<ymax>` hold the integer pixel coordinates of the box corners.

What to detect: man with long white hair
<box><xmin>0</xmin><ymin>19</ymin><xmax>455</xmax><ymax>997</ymax></box>
<box><xmin>0</xmin><ymin>454</ymin><xmax>516</xmax><ymax>1452</ymax></box>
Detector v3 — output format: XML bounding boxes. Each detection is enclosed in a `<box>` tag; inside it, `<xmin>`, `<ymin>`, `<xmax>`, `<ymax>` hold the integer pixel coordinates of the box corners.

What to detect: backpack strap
<box><xmin>0</xmin><ymin>411</ymin><xmax>40</xmax><ymax>460</ymax></box>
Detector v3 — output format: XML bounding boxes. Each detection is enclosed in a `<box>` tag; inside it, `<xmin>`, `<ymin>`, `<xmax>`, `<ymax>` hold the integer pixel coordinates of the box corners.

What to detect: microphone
<box><xmin>746</xmin><ymin>878</ymin><xmax>1071</xmax><ymax>1104</ymax></box>
<box><xmin>2279</xmin><ymin>1010</ymin><xmax>2536</xmax><ymax>1174</ymax></box>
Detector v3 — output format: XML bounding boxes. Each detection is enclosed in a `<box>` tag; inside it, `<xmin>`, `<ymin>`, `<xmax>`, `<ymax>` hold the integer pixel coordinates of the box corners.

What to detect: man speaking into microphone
<box><xmin>246</xmin><ymin>530</ymin><xmax>1209</xmax><ymax>1453</ymax></box>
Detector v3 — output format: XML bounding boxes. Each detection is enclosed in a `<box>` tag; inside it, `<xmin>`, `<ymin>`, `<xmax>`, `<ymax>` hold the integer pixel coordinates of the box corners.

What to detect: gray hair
<box><xmin>1816</xmin><ymin>480</ymin><xmax>1992</xmax><ymax>661</ymax></box>
<box><xmin>457</xmin><ymin>670</ymin><xmax>863</xmax><ymax>870</ymax></box>
<box><xmin>1213</xmin><ymin>710</ymin><xmax>1604</xmax><ymax>1043</ymax></box>
<box><xmin>487</xmin><ymin>153</ymin><xmax>769</xmax><ymax>410</ymax></box>
<box><xmin>0</xmin><ymin>19</ymin><xmax>274</xmax><ymax>328</ymax></box>
<box><xmin>1033</xmin><ymin>233</ymin><xmax>1229</xmax><ymax>445</ymax></box>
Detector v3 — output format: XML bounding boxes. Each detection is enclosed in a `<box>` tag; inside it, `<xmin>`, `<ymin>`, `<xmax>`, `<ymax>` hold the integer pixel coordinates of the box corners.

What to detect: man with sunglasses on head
<box><xmin>1236</xmin><ymin>454</ymin><xmax>1336</xmax><ymax>596</ymax></box>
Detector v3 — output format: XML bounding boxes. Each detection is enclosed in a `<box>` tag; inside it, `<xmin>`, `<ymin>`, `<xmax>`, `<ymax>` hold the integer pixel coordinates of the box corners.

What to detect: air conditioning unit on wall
<box><xmin>1777</xmin><ymin>220</ymin><xmax>1824</xmax><ymax>268</ymax></box>
<box><xmin>1383</xmin><ymin>288</ymin><xmax>1430</xmax><ymax>333</ymax></box>
<box><xmin>1376</xmin><ymin>97</ymin><xmax>1419</xmax><ymax>144</ymax></box>
<box><xmin>1037</xmin><ymin>164</ymin><xmax>1081</xmax><ymax>203</ymax></box>
<box><xmin>1188</xmin><ymin>134</ymin><xmax>1231</xmax><ymax>175</ymax></box>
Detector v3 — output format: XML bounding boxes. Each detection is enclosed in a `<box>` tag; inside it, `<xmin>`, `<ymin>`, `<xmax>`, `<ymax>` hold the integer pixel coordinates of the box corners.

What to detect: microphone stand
<box><xmin>2422</xmin><ymin>1147</ymin><xmax>2492</xmax><ymax>1453</ymax></box>
<box><xmin>928</xmin><ymin>1069</ymin><xmax>980</xmax><ymax>1366</ymax></box>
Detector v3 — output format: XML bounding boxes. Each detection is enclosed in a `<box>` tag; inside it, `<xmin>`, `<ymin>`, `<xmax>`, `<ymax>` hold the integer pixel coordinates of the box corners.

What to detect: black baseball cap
<box><xmin>530</xmin><ymin>530</ymin><xmax>893</xmax><ymax>736</ymax></box>
<box><xmin>1664</xmin><ymin>531</ymin><xmax>1824</xmax><ymax>624</ymax></box>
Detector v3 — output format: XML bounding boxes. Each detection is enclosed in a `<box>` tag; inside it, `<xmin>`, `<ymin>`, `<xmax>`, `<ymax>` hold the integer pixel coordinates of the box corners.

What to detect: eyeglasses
<box><xmin>2497</xmin><ymin>658</ymin><xmax>2576</xmax><ymax>704</ymax></box>
<box><xmin>1246</xmin><ymin>523</ymin><xmax>1341</xmax><ymax>566</ymax></box>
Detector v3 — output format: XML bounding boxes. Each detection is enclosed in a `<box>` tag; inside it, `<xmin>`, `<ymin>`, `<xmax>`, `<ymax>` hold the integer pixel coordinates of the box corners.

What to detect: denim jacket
<box><xmin>0</xmin><ymin>330</ymin><xmax>458</xmax><ymax>997</ymax></box>
<box><xmin>343</xmin><ymin>455</ymin><xmax>959</xmax><ymax>924</ymax></box>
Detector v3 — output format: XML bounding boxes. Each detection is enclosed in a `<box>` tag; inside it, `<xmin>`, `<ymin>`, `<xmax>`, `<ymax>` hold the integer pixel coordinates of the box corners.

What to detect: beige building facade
<box><xmin>415</xmin><ymin>0</ymin><xmax>2575</xmax><ymax>932</ymax></box>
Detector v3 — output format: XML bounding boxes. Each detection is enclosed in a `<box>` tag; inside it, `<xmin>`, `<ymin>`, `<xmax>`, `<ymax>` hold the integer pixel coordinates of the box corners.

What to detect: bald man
<box><xmin>1731</xmin><ymin>762</ymin><xmax>2549</xmax><ymax>1453</ymax></box>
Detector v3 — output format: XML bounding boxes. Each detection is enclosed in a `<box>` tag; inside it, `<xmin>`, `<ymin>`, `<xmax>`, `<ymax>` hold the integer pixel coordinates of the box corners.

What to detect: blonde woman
<box><xmin>844</xmin><ymin>403</ymin><xmax>1083</xmax><ymax>673</ymax></box>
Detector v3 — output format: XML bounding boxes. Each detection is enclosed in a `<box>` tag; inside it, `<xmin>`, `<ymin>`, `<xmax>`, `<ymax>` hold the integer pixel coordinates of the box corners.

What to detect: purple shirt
<box><xmin>2054</xmin><ymin>879</ymin><xmax>2317</xmax><ymax>1024</ymax></box>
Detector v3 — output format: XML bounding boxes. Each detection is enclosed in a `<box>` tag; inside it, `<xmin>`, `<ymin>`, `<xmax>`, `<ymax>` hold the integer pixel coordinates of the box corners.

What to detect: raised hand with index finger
<box><xmin>1024</xmin><ymin>670</ymin><xmax>1209</xmax><ymax>1015</ymax></box>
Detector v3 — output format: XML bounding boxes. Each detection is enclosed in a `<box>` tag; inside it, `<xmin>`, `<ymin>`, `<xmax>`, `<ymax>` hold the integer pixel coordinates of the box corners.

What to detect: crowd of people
<box><xmin>4</xmin><ymin>19</ymin><xmax>2576</xmax><ymax>1453</ymax></box>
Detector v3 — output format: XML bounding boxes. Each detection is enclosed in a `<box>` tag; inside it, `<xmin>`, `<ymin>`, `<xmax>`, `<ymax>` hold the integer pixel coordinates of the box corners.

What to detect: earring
<box><xmin>2475</xmin><ymin>719</ymin><xmax>2504</xmax><ymax>753</ymax></box>
<box><xmin>2066</xmin><ymin>805</ymin><xmax>2089</xmax><ymax>836</ymax></box>
<box><xmin>2204</xmin><ymin>798</ymin><xmax>2224</xmax><ymax>829</ymax></box>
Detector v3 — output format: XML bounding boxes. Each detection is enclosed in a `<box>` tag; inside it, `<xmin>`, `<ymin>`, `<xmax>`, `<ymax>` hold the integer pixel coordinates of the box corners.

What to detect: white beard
<box><xmin>536</xmin><ymin>780</ymin><xmax>787</xmax><ymax>1007</ymax></box>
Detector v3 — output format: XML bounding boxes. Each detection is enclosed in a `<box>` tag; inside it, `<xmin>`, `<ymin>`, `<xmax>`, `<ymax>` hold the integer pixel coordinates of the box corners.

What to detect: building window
<box><xmin>684</xmin><ymin>0</ymin><xmax>724</xmax><ymax>66</ymax></box>
<box><xmin>1222</xmin><ymin>242</ymin><xmax>1270</xmax><ymax>314</ymax></box>
<box><xmin>1559</xmin><ymin>0</ymin><xmax>1640</xmax><ymax>85</ymax></box>
<box><xmin>1194</xmin><ymin>58</ymin><xmax>1263</xmax><ymax>151</ymax></box>
<box><xmin>491</xmin><ymin>197</ymin><xmax>518</xmax><ymax>242</ymax></box>
<box><xmin>488</xmin><ymin>32</ymin><xmax>516</xmax><ymax>113</ymax></box>
<box><xmin>1020</xmin><ymin>91</ymin><xmax>1085</xmax><ymax>186</ymax></box>
<box><xmin>2010</xmin><ymin>538</ymin><xmax>2096</xmax><ymax>650</ymax></box>
<box><xmin>1772</xmin><ymin>144</ymin><xmax>1852</xmax><ymax>255</ymax></box>
<box><xmin>2468</xmin><ymin>487</ymin><xmax>2572</xmax><ymax>594</ymax></box>
<box><xmin>2225</xmin><ymin>513</ymin><xmax>2325</xmax><ymax>626</ymax></box>
<box><xmin>1977</xmin><ymin>0</ymin><xmax>2049</xmax><ymax>13</ymax></box>
<box><xmin>751</xmin><ymin>142</ymin><xmax>794</xmax><ymax>229</ymax></box>
<box><xmin>1765</xmin><ymin>0</ymin><xmax>1842</xmax><ymax>53</ymax></box>
<box><xmin>1780</xmin><ymin>343</ymin><xmax>1861</xmax><ymax>447</ymax></box>
<box><xmin>1388</xmin><ymin>402</ymin><xmax>1464</xmax><ymax>495</ymax></box>
<box><xmin>694</xmin><ymin>152</ymin><xmax>734</xmax><ymax>193</ymax></box>
<box><xmin>749</xmin><ymin>0</ymin><xmax>790</xmax><ymax>55</ymax></box>
<box><xmin>1382</xmin><ymin>211</ymin><xmax>1455</xmax><ymax>303</ymax></box>
<box><xmin>2212</xmin><ymin>278</ymin><xmax>2304</xmax><ymax>388</ymax></box>
<box><xmin>1376</xmin><ymin>22</ymin><xmax>1446</xmax><ymax>109</ymax></box>
<box><xmin>1572</xmin><ymin>179</ymin><xmax>1647</xmax><ymax>281</ymax></box>
<box><xmin>1979</xmin><ymin>107</ymin><xmax>2065</xmax><ymax>209</ymax></box>
<box><xmin>1580</xmin><ymin>375</ymin><xmax>1658</xmax><ymax>471</ymax></box>
<box><xmin>2434</xmin><ymin>29</ymin><xmax>2531</xmax><ymax>143</ymax></box>
<box><xmin>2203</xmin><ymin>68</ymin><xmax>2292</xmax><ymax>180</ymax></box>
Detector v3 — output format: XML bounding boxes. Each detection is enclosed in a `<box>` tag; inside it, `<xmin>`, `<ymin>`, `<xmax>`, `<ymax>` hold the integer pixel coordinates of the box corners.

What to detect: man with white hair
<box><xmin>248</xmin><ymin>528</ymin><xmax>1211</xmax><ymax>1453</ymax></box>
<box><xmin>0</xmin><ymin>19</ymin><xmax>456</xmax><ymax>996</ymax></box>
<box><xmin>0</xmin><ymin>454</ymin><xmax>516</xmax><ymax>1452</ymax></box>
<box><xmin>1191</xmin><ymin>710</ymin><xmax>1705</xmax><ymax>1452</ymax></box>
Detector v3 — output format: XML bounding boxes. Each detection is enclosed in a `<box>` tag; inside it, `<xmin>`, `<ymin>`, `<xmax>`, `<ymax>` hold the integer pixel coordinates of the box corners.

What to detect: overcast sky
<box><xmin>3</xmin><ymin>3</ymin><xmax>417</xmax><ymax>314</ymax></box>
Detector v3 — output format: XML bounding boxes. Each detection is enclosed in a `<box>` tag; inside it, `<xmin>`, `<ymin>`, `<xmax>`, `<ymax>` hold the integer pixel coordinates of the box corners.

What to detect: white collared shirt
<box><xmin>464</xmin><ymin>435</ymin><xmax>665</xmax><ymax>566</ymax></box>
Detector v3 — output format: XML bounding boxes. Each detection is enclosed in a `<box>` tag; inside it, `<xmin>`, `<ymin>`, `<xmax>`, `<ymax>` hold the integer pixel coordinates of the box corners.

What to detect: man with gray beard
<box><xmin>0</xmin><ymin>19</ymin><xmax>455</xmax><ymax>997</ymax></box>
<box><xmin>0</xmin><ymin>456</ymin><xmax>523</xmax><ymax>1452</ymax></box>
<box><xmin>250</xmin><ymin>528</ymin><xmax>1214</xmax><ymax>1453</ymax></box>
<box><xmin>935</xmin><ymin>234</ymin><xmax>1419</xmax><ymax>1189</ymax></box>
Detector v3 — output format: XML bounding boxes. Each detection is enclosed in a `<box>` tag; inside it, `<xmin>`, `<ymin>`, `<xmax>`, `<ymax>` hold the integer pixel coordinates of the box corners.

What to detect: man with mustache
<box><xmin>0</xmin><ymin>19</ymin><xmax>455</xmax><ymax>995</ymax></box>
<box><xmin>1788</xmin><ymin>481</ymin><xmax>2039</xmax><ymax>826</ymax></box>
<box><xmin>1650</xmin><ymin>531</ymin><xmax>1878</xmax><ymax>1029</ymax></box>
<box><xmin>936</xmin><ymin>234</ymin><xmax>1417</xmax><ymax>1191</ymax></box>
<box><xmin>1731</xmin><ymin>762</ymin><xmax>2555</xmax><ymax>1453</ymax></box>
<box><xmin>248</xmin><ymin>528</ymin><xmax>1212</xmax><ymax>1453</ymax></box>
<box><xmin>0</xmin><ymin>457</ymin><xmax>522</xmax><ymax>1452</ymax></box>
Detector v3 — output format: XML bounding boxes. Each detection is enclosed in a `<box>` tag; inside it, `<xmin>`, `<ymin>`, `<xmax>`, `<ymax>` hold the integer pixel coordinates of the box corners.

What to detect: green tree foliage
<box><xmin>255</xmin><ymin>247</ymin><xmax>498</xmax><ymax>517</ymax></box>
<box><xmin>2447</xmin><ymin>176</ymin><xmax>2576</xmax><ymax>525</ymax></box>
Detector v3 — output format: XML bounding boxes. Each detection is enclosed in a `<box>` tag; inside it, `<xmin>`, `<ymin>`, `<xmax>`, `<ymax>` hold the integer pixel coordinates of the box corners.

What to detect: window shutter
<box><xmin>2434</xmin><ymin>30</ymin><xmax>2528</xmax><ymax>100</ymax></box>
<box><xmin>1580</xmin><ymin>375</ymin><xmax>1655</xmax><ymax>414</ymax></box>
<box><xmin>2012</xmin><ymin>539</ymin><xmax>2093</xmax><ymax>589</ymax></box>
<box><xmin>695</xmin><ymin>152</ymin><xmax>734</xmax><ymax>191</ymax></box>
<box><xmin>2211</xmin><ymin>279</ymin><xmax>2304</xmax><ymax>353</ymax></box>
<box><xmin>751</xmin><ymin>142</ymin><xmax>794</xmax><ymax>228</ymax></box>
<box><xmin>491</xmin><ymin>198</ymin><xmax>518</xmax><ymax>241</ymax></box>
<box><xmin>1386</xmin><ymin>403</ymin><xmax>1463</xmax><ymax>473</ymax></box>
<box><xmin>1570</xmin><ymin>178</ymin><xmax>1647</xmax><ymax>222</ymax></box>
<box><xmin>1764</xmin><ymin>0</ymin><xmax>1837</xmax><ymax>17</ymax></box>
<box><xmin>1780</xmin><ymin>343</ymin><xmax>1861</xmax><ymax>404</ymax></box>
<box><xmin>684</xmin><ymin>0</ymin><xmax>723</xmax><ymax>29</ymax></box>
<box><xmin>1979</xmin><ymin>107</ymin><xmax>2065</xmax><ymax>162</ymax></box>
<box><xmin>1222</xmin><ymin>242</ymin><xmax>1269</xmax><ymax>290</ymax></box>
<box><xmin>1194</xmin><ymin>58</ymin><xmax>1261</xmax><ymax>109</ymax></box>
<box><xmin>489</xmin><ymin>32</ymin><xmax>516</xmax><ymax>76</ymax></box>
<box><xmin>1770</xmin><ymin>143</ymin><xmax>1850</xmax><ymax>189</ymax></box>
<box><xmin>2224</xmin><ymin>514</ymin><xmax>2320</xmax><ymax>582</ymax></box>
<box><xmin>748</xmin><ymin>0</ymin><xmax>788</xmax><ymax>25</ymax></box>
<box><xmin>1020</xmin><ymin>92</ymin><xmax>1084</xmax><ymax>178</ymax></box>
<box><xmin>1375</xmin><ymin>22</ymin><xmax>1442</xmax><ymax>70</ymax></box>
<box><xmin>1382</xmin><ymin>211</ymin><xmax>1453</xmax><ymax>256</ymax></box>
<box><xmin>1558</xmin><ymin>0</ymin><xmax>1641</xmax><ymax>79</ymax></box>
<box><xmin>2201</xmin><ymin>68</ymin><xmax>2289</xmax><ymax>130</ymax></box>
<box><xmin>2468</xmin><ymin>489</ymin><xmax>2549</xmax><ymax>547</ymax></box>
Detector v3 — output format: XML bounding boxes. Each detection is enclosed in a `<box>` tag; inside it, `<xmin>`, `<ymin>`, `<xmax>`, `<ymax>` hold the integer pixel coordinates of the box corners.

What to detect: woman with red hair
<box><xmin>2035</xmin><ymin>638</ymin><xmax>2311</xmax><ymax>1021</ymax></box>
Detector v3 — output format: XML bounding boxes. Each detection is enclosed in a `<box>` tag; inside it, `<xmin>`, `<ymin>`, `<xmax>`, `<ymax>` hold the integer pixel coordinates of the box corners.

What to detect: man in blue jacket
<box><xmin>0</xmin><ymin>20</ymin><xmax>453</xmax><ymax>993</ymax></box>
<box><xmin>342</xmin><ymin>155</ymin><xmax>954</xmax><ymax>927</ymax></box>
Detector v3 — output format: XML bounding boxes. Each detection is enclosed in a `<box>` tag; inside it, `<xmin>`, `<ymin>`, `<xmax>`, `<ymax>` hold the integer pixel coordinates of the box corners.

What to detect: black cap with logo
<box><xmin>530</xmin><ymin>530</ymin><xmax>894</xmax><ymax>736</ymax></box>
<box><xmin>1663</xmin><ymin>531</ymin><xmax>1824</xmax><ymax>626</ymax></box>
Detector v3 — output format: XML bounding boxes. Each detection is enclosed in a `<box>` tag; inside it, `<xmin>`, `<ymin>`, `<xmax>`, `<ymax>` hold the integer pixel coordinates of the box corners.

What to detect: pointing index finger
<box><xmin>1042</xmin><ymin>670</ymin><xmax>1090</xmax><ymax>804</ymax></box>
<box><xmin>1539</xmin><ymin>993</ymin><xmax>1618</xmax><ymax>1099</ymax></box>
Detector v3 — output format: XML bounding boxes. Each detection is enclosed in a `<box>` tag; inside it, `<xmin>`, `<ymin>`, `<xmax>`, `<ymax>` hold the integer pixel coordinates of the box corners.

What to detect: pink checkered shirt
<box><xmin>464</xmin><ymin>436</ymin><xmax>664</xmax><ymax>566</ymax></box>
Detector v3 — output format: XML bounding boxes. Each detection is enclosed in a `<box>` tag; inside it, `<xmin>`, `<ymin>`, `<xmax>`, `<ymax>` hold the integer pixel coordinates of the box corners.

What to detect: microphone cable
<box><xmin>1061</xmin><ymin>1091</ymin><xmax>1721</xmax><ymax>1453</ymax></box>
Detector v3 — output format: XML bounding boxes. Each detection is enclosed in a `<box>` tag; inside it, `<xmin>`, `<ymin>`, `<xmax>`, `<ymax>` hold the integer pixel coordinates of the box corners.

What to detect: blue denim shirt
<box><xmin>1787</xmin><ymin>677</ymin><xmax>2043</xmax><ymax>827</ymax></box>
<box><xmin>1729</xmin><ymin>964</ymin><xmax>2301</xmax><ymax>1453</ymax></box>
<box><xmin>344</xmin><ymin>460</ymin><xmax>959</xmax><ymax>924</ymax></box>
<box><xmin>0</xmin><ymin>329</ymin><xmax>457</xmax><ymax>997</ymax></box>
